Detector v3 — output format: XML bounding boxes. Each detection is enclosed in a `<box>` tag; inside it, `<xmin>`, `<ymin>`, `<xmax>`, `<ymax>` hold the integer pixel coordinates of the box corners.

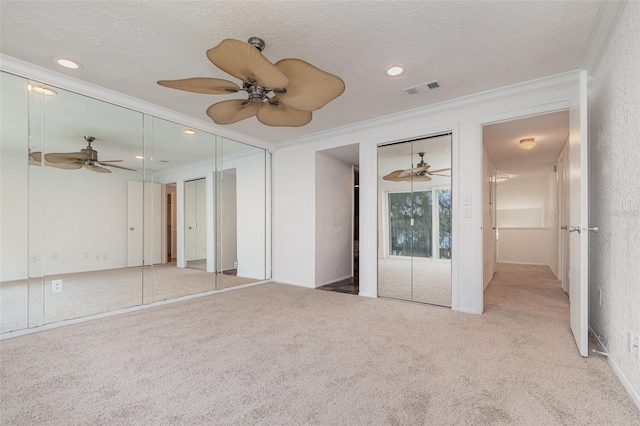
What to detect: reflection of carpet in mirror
<box><xmin>0</xmin><ymin>264</ymin><xmax>259</xmax><ymax>334</ymax></box>
<box><xmin>378</xmin><ymin>256</ymin><xmax>451</xmax><ymax>307</ymax></box>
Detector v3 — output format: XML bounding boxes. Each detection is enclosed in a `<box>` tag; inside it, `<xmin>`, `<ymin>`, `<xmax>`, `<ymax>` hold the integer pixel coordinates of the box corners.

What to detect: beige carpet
<box><xmin>378</xmin><ymin>256</ymin><xmax>451</xmax><ymax>307</ymax></box>
<box><xmin>1</xmin><ymin>264</ymin><xmax>638</xmax><ymax>425</ymax></box>
<box><xmin>0</xmin><ymin>264</ymin><xmax>258</xmax><ymax>334</ymax></box>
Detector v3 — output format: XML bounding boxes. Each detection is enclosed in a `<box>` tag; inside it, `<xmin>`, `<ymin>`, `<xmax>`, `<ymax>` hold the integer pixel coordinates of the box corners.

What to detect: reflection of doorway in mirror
<box><xmin>184</xmin><ymin>178</ymin><xmax>207</xmax><ymax>270</ymax></box>
<box><xmin>163</xmin><ymin>183</ymin><xmax>177</xmax><ymax>263</ymax></box>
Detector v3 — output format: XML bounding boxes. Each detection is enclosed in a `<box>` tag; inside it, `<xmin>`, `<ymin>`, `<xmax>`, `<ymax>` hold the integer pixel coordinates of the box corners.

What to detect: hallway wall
<box><xmin>588</xmin><ymin>1</ymin><xmax>640</xmax><ymax>406</ymax></box>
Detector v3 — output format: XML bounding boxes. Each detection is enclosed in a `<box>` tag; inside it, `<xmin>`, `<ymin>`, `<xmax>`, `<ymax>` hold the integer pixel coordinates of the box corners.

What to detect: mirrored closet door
<box><xmin>377</xmin><ymin>134</ymin><xmax>452</xmax><ymax>307</ymax></box>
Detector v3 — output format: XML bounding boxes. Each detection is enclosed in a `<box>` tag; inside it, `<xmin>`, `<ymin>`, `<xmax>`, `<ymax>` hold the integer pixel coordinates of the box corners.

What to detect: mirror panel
<box><xmin>216</xmin><ymin>137</ymin><xmax>268</xmax><ymax>289</ymax></box>
<box><xmin>0</xmin><ymin>72</ymin><xmax>30</xmax><ymax>332</ymax></box>
<box><xmin>146</xmin><ymin>116</ymin><xmax>217</xmax><ymax>302</ymax></box>
<box><xmin>32</xmin><ymin>82</ymin><xmax>145</xmax><ymax>325</ymax></box>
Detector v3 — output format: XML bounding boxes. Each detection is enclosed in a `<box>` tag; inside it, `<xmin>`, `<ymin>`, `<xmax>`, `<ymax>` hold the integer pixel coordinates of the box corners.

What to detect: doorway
<box><xmin>315</xmin><ymin>144</ymin><xmax>360</xmax><ymax>295</ymax></box>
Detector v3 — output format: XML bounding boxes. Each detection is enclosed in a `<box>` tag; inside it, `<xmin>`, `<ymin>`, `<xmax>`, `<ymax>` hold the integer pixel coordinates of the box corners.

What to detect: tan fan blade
<box><xmin>408</xmin><ymin>175</ymin><xmax>431</xmax><ymax>182</ymax></box>
<box><xmin>29</xmin><ymin>150</ymin><xmax>42</xmax><ymax>165</ymax></box>
<box><xmin>86</xmin><ymin>164</ymin><xmax>111</xmax><ymax>173</ymax></box>
<box><xmin>206</xmin><ymin>39</ymin><xmax>289</xmax><ymax>88</ymax></box>
<box><xmin>45</xmin><ymin>152</ymin><xmax>90</xmax><ymax>163</ymax></box>
<box><xmin>96</xmin><ymin>160</ymin><xmax>137</xmax><ymax>172</ymax></box>
<box><xmin>397</xmin><ymin>165</ymin><xmax>429</xmax><ymax>178</ymax></box>
<box><xmin>97</xmin><ymin>162</ymin><xmax>136</xmax><ymax>171</ymax></box>
<box><xmin>256</xmin><ymin>99</ymin><xmax>312</xmax><ymax>127</ymax></box>
<box><xmin>274</xmin><ymin>58</ymin><xmax>345</xmax><ymax>111</ymax></box>
<box><xmin>206</xmin><ymin>99</ymin><xmax>262</xmax><ymax>125</ymax></box>
<box><xmin>157</xmin><ymin>77</ymin><xmax>240</xmax><ymax>94</ymax></box>
<box><xmin>428</xmin><ymin>168</ymin><xmax>451</xmax><ymax>174</ymax></box>
<box><xmin>48</xmin><ymin>161</ymin><xmax>82</xmax><ymax>170</ymax></box>
<box><xmin>383</xmin><ymin>170</ymin><xmax>406</xmax><ymax>181</ymax></box>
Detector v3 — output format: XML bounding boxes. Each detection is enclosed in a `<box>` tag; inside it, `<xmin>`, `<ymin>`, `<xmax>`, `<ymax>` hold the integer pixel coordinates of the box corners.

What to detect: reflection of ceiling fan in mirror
<box><xmin>157</xmin><ymin>37</ymin><xmax>345</xmax><ymax>127</ymax></box>
<box><xmin>383</xmin><ymin>152</ymin><xmax>451</xmax><ymax>182</ymax></box>
<box><xmin>38</xmin><ymin>136</ymin><xmax>136</xmax><ymax>173</ymax></box>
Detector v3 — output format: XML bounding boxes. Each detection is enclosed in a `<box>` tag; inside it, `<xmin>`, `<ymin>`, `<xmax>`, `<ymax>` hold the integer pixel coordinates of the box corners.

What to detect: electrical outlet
<box><xmin>234</xmin><ymin>261</ymin><xmax>238</xmax><ymax>268</ymax></box>
<box><xmin>463</xmin><ymin>206</ymin><xmax>472</xmax><ymax>218</ymax></box>
<box><xmin>464</xmin><ymin>194</ymin><xmax>472</xmax><ymax>205</ymax></box>
<box><xmin>51</xmin><ymin>279</ymin><xmax>62</xmax><ymax>293</ymax></box>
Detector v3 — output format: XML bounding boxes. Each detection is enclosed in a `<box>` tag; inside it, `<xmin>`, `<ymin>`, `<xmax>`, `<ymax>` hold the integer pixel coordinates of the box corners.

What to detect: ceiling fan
<box><xmin>41</xmin><ymin>136</ymin><xmax>136</xmax><ymax>173</ymax></box>
<box><xmin>157</xmin><ymin>37</ymin><xmax>345</xmax><ymax>127</ymax></box>
<box><xmin>383</xmin><ymin>152</ymin><xmax>451</xmax><ymax>182</ymax></box>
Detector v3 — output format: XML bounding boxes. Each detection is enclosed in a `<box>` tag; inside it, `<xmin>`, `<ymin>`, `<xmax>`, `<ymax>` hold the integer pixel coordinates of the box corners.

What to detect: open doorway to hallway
<box><xmin>482</xmin><ymin>111</ymin><xmax>570</xmax><ymax>315</ymax></box>
<box><xmin>314</xmin><ymin>144</ymin><xmax>360</xmax><ymax>295</ymax></box>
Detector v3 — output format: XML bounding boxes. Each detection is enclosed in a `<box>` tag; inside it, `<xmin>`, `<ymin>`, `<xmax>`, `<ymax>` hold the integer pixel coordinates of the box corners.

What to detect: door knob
<box><xmin>568</xmin><ymin>226</ymin><xmax>580</xmax><ymax>233</ymax></box>
<box><xmin>560</xmin><ymin>225</ymin><xmax>567</xmax><ymax>230</ymax></box>
<box><xmin>129</xmin><ymin>227</ymin><xmax>134</xmax><ymax>231</ymax></box>
<box><xmin>588</xmin><ymin>226</ymin><xmax>599</xmax><ymax>233</ymax></box>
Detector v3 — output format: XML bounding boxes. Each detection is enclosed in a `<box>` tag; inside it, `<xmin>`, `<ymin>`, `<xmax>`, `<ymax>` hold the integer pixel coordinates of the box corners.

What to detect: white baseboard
<box><xmin>273</xmin><ymin>279</ymin><xmax>315</xmax><ymax>289</ymax></box>
<box><xmin>497</xmin><ymin>261</ymin><xmax>549</xmax><ymax>267</ymax></box>
<box><xmin>590</xmin><ymin>326</ymin><xmax>640</xmax><ymax>411</ymax></box>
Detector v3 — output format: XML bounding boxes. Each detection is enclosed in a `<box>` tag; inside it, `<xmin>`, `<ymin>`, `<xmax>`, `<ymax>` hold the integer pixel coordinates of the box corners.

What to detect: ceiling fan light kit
<box><xmin>157</xmin><ymin>37</ymin><xmax>345</xmax><ymax>127</ymax></box>
<box><xmin>519</xmin><ymin>137</ymin><xmax>536</xmax><ymax>150</ymax></box>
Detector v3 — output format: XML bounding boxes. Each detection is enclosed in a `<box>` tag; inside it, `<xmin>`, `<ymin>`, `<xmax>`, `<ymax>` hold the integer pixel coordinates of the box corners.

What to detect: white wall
<box><xmin>273</xmin><ymin>71</ymin><xmax>578</xmax><ymax>313</ymax></box>
<box><xmin>315</xmin><ymin>153</ymin><xmax>353</xmax><ymax>287</ymax></box>
<box><xmin>588</xmin><ymin>1</ymin><xmax>640</xmax><ymax>406</ymax></box>
<box><xmin>496</xmin><ymin>173</ymin><xmax>558</xmax><ymax>272</ymax></box>
<box><xmin>497</xmin><ymin>179</ymin><xmax>547</xmax><ymax>227</ymax></box>
<box><xmin>28</xmin><ymin>166</ymin><xmax>135</xmax><ymax>277</ymax></box>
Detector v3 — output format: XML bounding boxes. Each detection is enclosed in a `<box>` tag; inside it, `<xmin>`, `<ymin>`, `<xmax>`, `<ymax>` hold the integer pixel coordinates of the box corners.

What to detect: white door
<box><xmin>127</xmin><ymin>181</ymin><xmax>162</xmax><ymax>267</ymax></box>
<box><xmin>568</xmin><ymin>70</ymin><xmax>590</xmax><ymax>357</ymax></box>
<box><xmin>128</xmin><ymin>181</ymin><xmax>143</xmax><ymax>267</ymax></box>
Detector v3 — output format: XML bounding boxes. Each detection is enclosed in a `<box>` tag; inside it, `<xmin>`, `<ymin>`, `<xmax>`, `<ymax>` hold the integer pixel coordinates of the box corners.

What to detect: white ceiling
<box><xmin>0</xmin><ymin>1</ymin><xmax>602</xmax><ymax>145</ymax></box>
<box><xmin>483</xmin><ymin>110</ymin><xmax>569</xmax><ymax>183</ymax></box>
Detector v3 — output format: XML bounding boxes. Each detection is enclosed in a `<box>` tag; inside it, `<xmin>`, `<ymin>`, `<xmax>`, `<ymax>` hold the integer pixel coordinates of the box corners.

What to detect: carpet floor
<box><xmin>1</xmin><ymin>263</ymin><xmax>638</xmax><ymax>425</ymax></box>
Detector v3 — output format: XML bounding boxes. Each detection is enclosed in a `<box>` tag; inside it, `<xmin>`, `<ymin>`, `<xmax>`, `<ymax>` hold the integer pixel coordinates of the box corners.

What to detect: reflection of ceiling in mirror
<box><xmin>377</xmin><ymin>134</ymin><xmax>452</xmax><ymax>185</ymax></box>
<box><xmin>1</xmin><ymin>71</ymin><xmax>262</xmax><ymax>173</ymax></box>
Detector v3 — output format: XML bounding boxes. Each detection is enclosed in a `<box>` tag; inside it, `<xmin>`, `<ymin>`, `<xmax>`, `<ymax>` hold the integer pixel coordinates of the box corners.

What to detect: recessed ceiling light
<box><xmin>135</xmin><ymin>155</ymin><xmax>144</xmax><ymax>160</ymax></box>
<box><xmin>519</xmin><ymin>138</ymin><xmax>536</xmax><ymax>150</ymax></box>
<box><xmin>184</xmin><ymin>129</ymin><xmax>196</xmax><ymax>135</ymax></box>
<box><xmin>27</xmin><ymin>84</ymin><xmax>57</xmax><ymax>96</ymax></box>
<box><xmin>385</xmin><ymin>65</ymin><xmax>404</xmax><ymax>76</ymax></box>
<box><xmin>56</xmin><ymin>58</ymin><xmax>81</xmax><ymax>69</ymax></box>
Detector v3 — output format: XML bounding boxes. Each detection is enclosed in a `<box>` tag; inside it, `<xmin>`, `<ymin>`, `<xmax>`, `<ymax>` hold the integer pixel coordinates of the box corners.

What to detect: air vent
<box><xmin>403</xmin><ymin>80</ymin><xmax>440</xmax><ymax>95</ymax></box>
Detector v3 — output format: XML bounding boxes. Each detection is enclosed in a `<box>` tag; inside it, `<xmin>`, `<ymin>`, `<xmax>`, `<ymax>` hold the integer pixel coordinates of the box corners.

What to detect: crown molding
<box><xmin>0</xmin><ymin>54</ymin><xmax>275</xmax><ymax>152</ymax></box>
<box><xmin>582</xmin><ymin>1</ymin><xmax>627</xmax><ymax>77</ymax></box>
<box><xmin>275</xmin><ymin>71</ymin><xmax>579</xmax><ymax>150</ymax></box>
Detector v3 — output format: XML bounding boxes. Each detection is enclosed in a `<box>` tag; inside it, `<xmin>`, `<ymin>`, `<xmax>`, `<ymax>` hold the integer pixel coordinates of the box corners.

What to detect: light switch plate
<box><xmin>463</xmin><ymin>206</ymin><xmax>472</xmax><ymax>218</ymax></box>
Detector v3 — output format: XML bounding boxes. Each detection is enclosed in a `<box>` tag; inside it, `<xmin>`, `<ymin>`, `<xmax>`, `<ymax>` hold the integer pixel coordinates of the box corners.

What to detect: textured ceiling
<box><xmin>0</xmin><ymin>1</ymin><xmax>601</xmax><ymax>145</ymax></box>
